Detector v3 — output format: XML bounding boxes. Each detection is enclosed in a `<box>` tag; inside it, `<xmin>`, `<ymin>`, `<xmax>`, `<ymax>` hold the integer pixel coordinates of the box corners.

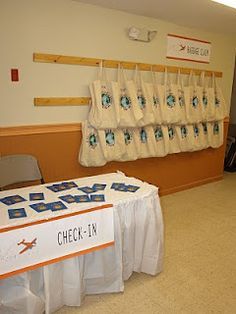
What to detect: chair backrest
<box><xmin>0</xmin><ymin>154</ymin><xmax>44</xmax><ymax>189</ymax></box>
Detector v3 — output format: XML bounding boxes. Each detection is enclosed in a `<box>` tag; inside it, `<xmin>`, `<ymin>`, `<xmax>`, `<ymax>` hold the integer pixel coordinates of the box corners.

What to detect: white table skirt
<box><xmin>0</xmin><ymin>173</ymin><xmax>163</xmax><ymax>314</ymax></box>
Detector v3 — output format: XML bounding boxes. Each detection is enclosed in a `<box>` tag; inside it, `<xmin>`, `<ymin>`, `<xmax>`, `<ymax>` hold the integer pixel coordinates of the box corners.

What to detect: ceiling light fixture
<box><xmin>211</xmin><ymin>0</ymin><xmax>236</xmax><ymax>9</ymax></box>
<box><xmin>128</xmin><ymin>27</ymin><xmax>157</xmax><ymax>42</ymax></box>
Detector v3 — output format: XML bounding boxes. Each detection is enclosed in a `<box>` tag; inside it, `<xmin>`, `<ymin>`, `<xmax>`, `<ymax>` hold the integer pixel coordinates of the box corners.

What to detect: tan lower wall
<box><xmin>0</xmin><ymin>120</ymin><xmax>228</xmax><ymax>195</ymax></box>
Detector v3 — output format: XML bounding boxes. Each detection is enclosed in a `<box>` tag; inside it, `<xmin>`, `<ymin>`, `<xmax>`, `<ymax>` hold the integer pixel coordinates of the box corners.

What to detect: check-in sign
<box><xmin>167</xmin><ymin>34</ymin><xmax>211</xmax><ymax>64</ymax></box>
<box><xmin>0</xmin><ymin>204</ymin><xmax>114</xmax><ymax>279</ymax></box>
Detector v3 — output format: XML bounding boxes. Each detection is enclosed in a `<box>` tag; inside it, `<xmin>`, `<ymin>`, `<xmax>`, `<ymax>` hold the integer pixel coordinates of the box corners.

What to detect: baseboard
<box><xmin>159</xmin><ymin>174</ymin><xmax>223</xmax><ymax>196</ymax></box>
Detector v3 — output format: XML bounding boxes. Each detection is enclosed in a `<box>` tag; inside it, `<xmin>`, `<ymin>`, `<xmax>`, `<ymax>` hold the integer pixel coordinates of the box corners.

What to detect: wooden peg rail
<box><xmin>33</xmin><ymin>53</ymin><xmax>222</xmax><ymax>76</ymax></box>
<box><xmin>34</xmin><ymin>97</ymin><xmax>90</xmax><ymax>106</ymax></box>
<box><xmin>33</xmin><ymin>52</ymin><xmax>223</xmax><ymax>107</ymax></box>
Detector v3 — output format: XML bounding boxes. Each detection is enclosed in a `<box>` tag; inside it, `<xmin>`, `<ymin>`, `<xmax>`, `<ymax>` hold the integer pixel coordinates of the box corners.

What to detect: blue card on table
<box><xmin>74</xmin><ymin>195</ymin><xmax>91</xmax><ymax>203</ymax></box>
<box><xmin>46</xmin><ymin>185</ymin><xmax>61</xmax><ymax>192</ymax></box>
<box><xmin>111</xmin><ymin>183</ymin><xmax>125</xmax><ymax>190</ymax></box>
<box><xmin>126</xmin><ymin>185</ymin><xmax>140</xmax><ymax>193</ymax></box>
<box><xmin>59</xmin><ymin>195</ymin><xmax>76</xmax><ymax>203</ymax></box>
<box><xmin>47</xmin><ymin>201</ymin><xmax>67</xmax><ymax>211</ymax></box>
<box><xmin>115</xmin><ymin>185</ymin><xmax>128</xmax><ymax>192</ymax></box>
<box><xmin>62</xmin><ymin>181</ymin><xmax>78</xmax><ymax>189</ymax></box>
<box><xmin>92</xmin><ymin>183</ymin><xmax>107</xmax><ymax>191</ymax></box>
<box><xmin>8</xmin><ymin>208</ymin><xmax>27</xmax><ymax>219</ymax></box>
<box><xmin>29</xmin><ymin>193</ymin><xmax>44</xmax><ymax>201</ymax></box>
<box><xmin>90</xmin><ymin>194</ymin><xmax>105</xmax><ymax>202</ymax></box>
<box><xmin>54</xmin><ymin>184</ymin><xmax>68</xmax><ymax>191</ymax></box>
<box><xmin>30</xmin><ymin>202</ymin><xmax>49</xmax><ymax>212</ymax></box>
<box><xmin>77</xmin><ymin>186</ymin><xmax>96</xmax><ymax>194</ymax></box>
<box><xmin>0</xmin><ymin>195</ymin><xmax>26</xmax><ymax>206</ymax></box>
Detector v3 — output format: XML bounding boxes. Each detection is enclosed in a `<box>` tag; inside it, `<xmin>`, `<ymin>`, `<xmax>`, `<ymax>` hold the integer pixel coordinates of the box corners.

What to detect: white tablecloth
<box><xmin>0</xmin><ymin>172</ymin><xmax>163</xmax><ymax>314</ymax></box>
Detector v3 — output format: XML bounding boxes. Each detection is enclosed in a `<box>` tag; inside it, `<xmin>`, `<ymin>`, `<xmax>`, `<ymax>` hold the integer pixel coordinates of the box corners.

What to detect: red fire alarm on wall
<box><xmin>11</xmin><ymin>69</ymin><xmax>19</xmax><ymax>82</ymax></box>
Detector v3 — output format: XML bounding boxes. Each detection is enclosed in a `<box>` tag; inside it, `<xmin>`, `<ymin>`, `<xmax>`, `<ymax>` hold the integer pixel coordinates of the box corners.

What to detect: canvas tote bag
<box><xmin>213</xmin><ymin>74</ymin><xmax>227</xmax><ymax>121</ymax></box>
<box><xmin>177</xmin><ymin>70</ymin><xmax>187</xmax><ymax>125</ymax></box>
<box><xmin>111</xmin><ymin>65</ymin><xmax>143</xmax><ymax>128</ymax></box>
<box><xmin>136</xmin><ymin>126</ymin><xmax>157</xmax><ymax>159</ymax></box>
<box><xmin>184</xmin><ymin>71</ymin><xmax>203</xmax><ymax>123</ymax></box>
<box><xmin>98</xmin><ymin>128</ymin><xmax>125</xmax><ymax>162</ymax></box>
<box><xmin>200</xmin><ymin>72</ymin><xmax>215</xmax><ymax>122</ymax></box>
<box><xmin>162</xmin><ymin>69</ymin><xmax>182</xmax><ymax>124</ymax></box>
<box><xmin>208</xmin><ymin>120</ymin><xmax>224</xmax><ymax>148</ymax></box>
<box><xmin>175</xmin><ymin>124</ymin><xmax>194</xmax><ymax>152</ymax></box>
<box><xmin>200</xmin><ymin>122</ymin><xmax>210</xmax><ymax>149</ymax></box>
<box><xmin>119</xmin><ymin>128</ymin><xmax>139</xmax><ymax>161</ymax></box>
<box><xmin>133</xmin><ymin>66</ymin><xmax>155</xmax><ymax>126</ymax></box>
<box><xmin>190</xmin><ymin>123</ymin><xmax>207</xmax><ymax>151</ymax></box>
<box><xmin>79</xmin><ymin>120</ymin><xmax>107</xmax><ymax>167</ymax></box>
<box><xmin>152</xmin><ymin>125</ymin><xmax>169</xmax><ymax>157</ymax></box>
<box><xmin>145</xmin><ymin>70</ymin><xmax>165</xmax><ymax>124</ymax></box>
<box><xmin>88</xmin><ymin>61</ymin><xmax>119</xmax><ymax>129</ymax></box>
<box><xmin>167</xmin><ymin>125</ymin><xmax>181</xmax><ymax>154</ymax></box>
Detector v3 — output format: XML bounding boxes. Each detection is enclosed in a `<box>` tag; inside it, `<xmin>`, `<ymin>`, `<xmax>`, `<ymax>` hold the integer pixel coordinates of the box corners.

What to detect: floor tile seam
<box><xmin>140</xmin><ymin>274</ymin><xmax>189</xmax><ymax>293</ymax></box>
<box><xmin>164</xmin><ymin>237</ymin><xmax>212</xmax><ymax>253</ymax></box>
<box><xmin>144</xmin><ymin>298</ymin><xmax>175</xmax><ymax>313</ymax></box>
<box><xmin>172</xmin><ymin>235</ymin><xmax>234</xmax><ymax>256</ymax></box>
<box><xmin>146</xmin><ymin>285</ymin><xmax>207</xmax><ymax>312</ymax></box>
<box><xmin>99</xmin><ymin>289</ymin><xmax>162</xmax><ymax>310</ymax></box>
<box><xmin>164</xmin><ymin>251</ymin><xmax>236</xmax><ymax>276</ymax></box>
<box><xmin>92</xmin><ymin>298</ymin><xmax>116</xmax><ymax>312</ymax></box>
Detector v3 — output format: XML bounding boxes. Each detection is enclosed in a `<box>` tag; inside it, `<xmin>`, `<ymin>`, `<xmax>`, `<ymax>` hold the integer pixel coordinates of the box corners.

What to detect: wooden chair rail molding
<box><xmin>1</xmin><ymin>117</ymin><xmax>229</xmax><ymax>137</ymax></box>
<box><xmin>0</xmin><ymin>123</ymin><xmax>82</xmax><ymax>136</ymax></box>
<box><xmin>33</xmin><ymin>52</ymin><xmax>223</xmax><ymax>107</ymax></box>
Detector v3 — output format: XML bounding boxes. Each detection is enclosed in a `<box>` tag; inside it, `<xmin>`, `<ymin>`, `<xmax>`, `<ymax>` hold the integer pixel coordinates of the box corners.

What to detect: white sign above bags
<box><xmin>166</xmin><ymin>34</ymin><xmax>211</xmax><ymax>64</ymax></box>
<box><xmin>0</xmin><ymin>204</ymin><xmax>114</xmax><ymax>279</ymax></box>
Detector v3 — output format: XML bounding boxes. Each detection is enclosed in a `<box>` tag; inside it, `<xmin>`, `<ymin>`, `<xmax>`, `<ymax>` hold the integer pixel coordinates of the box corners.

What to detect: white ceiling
<box><xmin>76</xmin><ymin>0</ymin><xmax>236</xmax><ymax>35</ymax></box>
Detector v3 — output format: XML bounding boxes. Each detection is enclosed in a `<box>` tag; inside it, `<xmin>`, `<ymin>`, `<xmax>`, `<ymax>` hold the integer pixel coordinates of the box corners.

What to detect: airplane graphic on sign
<box><xmin>167</xmin><ymin>34</ymin><xmax>211</xmax><ymax>64</ymax></box>
<box><xmin>17</xmin><ymin>238</ymin><xmax>37</xmax><ymax>254</ymax></box>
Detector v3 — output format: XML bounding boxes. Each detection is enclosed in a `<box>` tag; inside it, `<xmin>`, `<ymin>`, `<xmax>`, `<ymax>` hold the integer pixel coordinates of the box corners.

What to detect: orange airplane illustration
<box><xmin>17</xmin><ymin>238</ymin><xmax>37</xmax><ymax>254</ymax></box>
<box><xmin>179</xmin><ymin>44</ymin><xmax>186</xmax><ymax>51</ymax></box>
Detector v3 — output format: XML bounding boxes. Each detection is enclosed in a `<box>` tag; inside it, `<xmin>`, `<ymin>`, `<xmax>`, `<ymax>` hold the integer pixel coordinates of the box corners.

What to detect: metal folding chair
<box><xmin>0</xmin><ymin>154</ymin><xmax>44</xmax><ymax>190</ymax></box>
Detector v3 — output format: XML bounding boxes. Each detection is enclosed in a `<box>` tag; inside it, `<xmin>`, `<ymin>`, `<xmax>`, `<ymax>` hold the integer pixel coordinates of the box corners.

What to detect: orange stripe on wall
<box><xmin>0</xmin><ymin>120</ymin><xmax>229</xmax><ymax>196</ymax></box>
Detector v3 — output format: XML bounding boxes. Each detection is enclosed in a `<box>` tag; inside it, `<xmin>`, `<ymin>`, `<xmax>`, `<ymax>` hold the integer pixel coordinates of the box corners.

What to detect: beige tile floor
<box><xmin>56</xmin><ymin>172</ymin><xmax>236</xmax><ymax>314</ymax></box>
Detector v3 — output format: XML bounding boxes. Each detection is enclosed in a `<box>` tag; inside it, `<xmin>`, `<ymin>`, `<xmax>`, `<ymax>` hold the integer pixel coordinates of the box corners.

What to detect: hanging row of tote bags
<box><xmin>79</xmin><ymin>120</ymin><xmax>224</xmax><ymax>167</ymax></box>
<box><xmin>79</xmin><ymin>64</ymin><xmax>226</xmax><ymax>167</ymax></box>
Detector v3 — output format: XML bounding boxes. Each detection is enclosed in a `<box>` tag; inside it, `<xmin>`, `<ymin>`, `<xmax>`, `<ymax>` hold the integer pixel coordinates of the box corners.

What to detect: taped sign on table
<box><xmin>167</xmin><ymin>34</ymin><xmax>211</xmax><ymax>64</ymax></box>
<box><xmin>0</xmin><ymin>204</ymin><xmax>114</xmax><ymax>279</ymax></box>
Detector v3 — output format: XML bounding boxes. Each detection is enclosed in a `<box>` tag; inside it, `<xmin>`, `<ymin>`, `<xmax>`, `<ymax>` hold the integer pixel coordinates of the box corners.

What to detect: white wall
<box><xmin>1</xmin><ymin>0</ymin><xmax>236</xmax><ymax>127</ymax></box>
